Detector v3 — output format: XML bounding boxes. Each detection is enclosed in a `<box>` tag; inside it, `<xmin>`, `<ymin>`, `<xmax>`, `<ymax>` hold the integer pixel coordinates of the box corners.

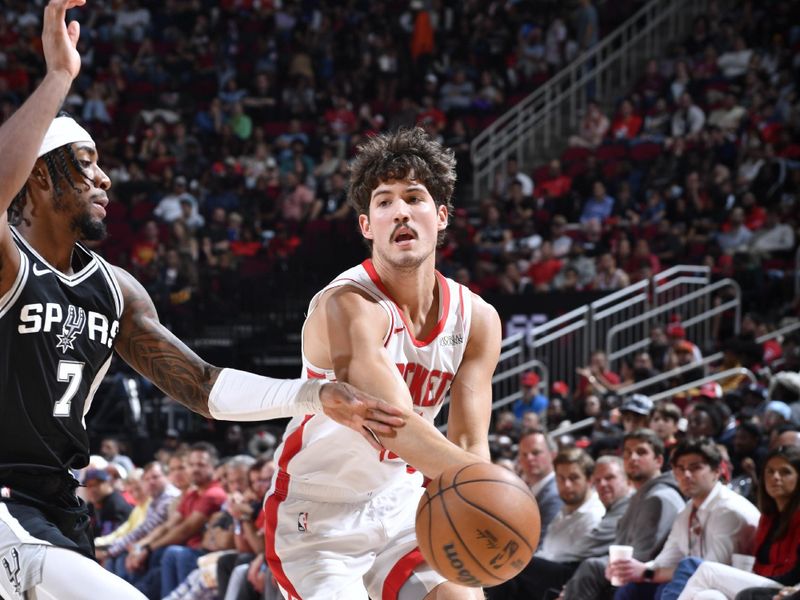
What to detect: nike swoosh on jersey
<box><xmin>393</xmin><ymin>326</ymin><xmax>404</xmax><ymax>333</ymax></box>
<box><xmin>32</xmin><ymin>264</ymin><xmax>51</xmax><ymax>276</ymax></box>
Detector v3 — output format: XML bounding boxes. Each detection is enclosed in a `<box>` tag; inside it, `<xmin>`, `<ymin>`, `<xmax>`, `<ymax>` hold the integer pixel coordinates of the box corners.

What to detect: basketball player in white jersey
<box><xmin>265</xmin><ymin>128</ymin><xmax>502</xmax><ymax>599</ymax></box>
<box><xmin>0</xmin><ymin>3</ymin><xmax>402</xmax><ymax>599</ymax></box>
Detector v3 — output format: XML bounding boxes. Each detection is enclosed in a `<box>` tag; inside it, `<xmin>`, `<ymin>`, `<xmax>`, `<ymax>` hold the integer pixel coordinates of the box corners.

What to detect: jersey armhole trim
<box><xmin>94</xmin><ymin>255</ymin><xmax>124</xmax><ymax>319</ymax></box>
<box><xmin>0</xmin><ymin>249</ymin><xmax>28</xmax><ymax>319</ymax></box>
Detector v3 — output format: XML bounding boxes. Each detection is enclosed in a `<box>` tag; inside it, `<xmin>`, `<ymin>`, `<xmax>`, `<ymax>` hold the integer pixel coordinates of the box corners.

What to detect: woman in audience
<box><xmin>676</xmin><ymin>445</ymin><xmax>800</xmax><ymax>599</ymax></box>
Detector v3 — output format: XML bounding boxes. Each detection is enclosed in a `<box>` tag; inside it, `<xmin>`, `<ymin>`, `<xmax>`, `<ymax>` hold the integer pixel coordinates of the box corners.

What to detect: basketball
<box><xmin>415</xmin><ymin>462</ymin><xmax>541</xmax><ymax>588</ymax></box>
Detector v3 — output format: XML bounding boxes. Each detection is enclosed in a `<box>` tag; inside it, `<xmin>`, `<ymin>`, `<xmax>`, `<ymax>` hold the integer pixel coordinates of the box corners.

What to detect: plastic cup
<box><xmin>608</xmin><ymin>544</ymin><xmax>634</xmax><ymax>586</ymax></box>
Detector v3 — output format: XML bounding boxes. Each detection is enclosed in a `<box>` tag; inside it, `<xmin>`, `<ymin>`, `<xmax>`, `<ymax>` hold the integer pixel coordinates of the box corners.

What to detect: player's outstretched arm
<box><xmin>112</xmin><ymin>267</ymin><xmax>404</xmax><ymax>440</ymax></box>
<box><xmin>0</xmin><ymin>0</ymin><xmax>84</xmax><ymax>214</ymax></box>
<box><xmin>445</xmin><ymin>295</ymin><xmax>501</xmax><ymax>460</ymax></box>
<box><xmin>325</xmin><ymin>287</ymin><xmax>489</xmax><ymax>479</ymax></box>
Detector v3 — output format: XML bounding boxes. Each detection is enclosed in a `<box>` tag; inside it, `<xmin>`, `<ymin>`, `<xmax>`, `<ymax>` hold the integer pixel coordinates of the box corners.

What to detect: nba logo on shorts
<box><xmin>297</xmin><ymin>512</ymin><xmax>309</xmax><ymax>532</ymax></box>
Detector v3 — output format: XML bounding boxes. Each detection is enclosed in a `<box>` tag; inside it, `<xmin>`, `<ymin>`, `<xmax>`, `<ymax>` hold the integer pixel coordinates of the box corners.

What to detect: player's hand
<box><xmin>320</xmin><ymin>382</ymin><xmax>406</xmax><ymax>450</ymax></box>
<box><xmin>42</xmin><ymin>0</ymin><xmax>85</xmax><ymax>80</ymax></box>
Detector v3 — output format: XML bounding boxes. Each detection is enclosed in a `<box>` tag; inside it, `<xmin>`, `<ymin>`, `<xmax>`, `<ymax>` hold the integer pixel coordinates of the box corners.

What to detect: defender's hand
<box><xmin>42</xmin><ymin>0</ymin><xmax>85</xmax><ymax>80</ymax></box>
<box><xmin>320</xmin><ymin>382</ymin><xmax>406</xmax><ymax>450</ymax></box>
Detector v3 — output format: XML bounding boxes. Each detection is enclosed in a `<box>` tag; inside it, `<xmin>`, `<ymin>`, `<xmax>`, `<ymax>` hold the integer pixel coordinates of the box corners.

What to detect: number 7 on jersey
<box><xmin>54</xmin><ymin>360</ymin><xmax>84</xmax><ymax>417</ymax></box>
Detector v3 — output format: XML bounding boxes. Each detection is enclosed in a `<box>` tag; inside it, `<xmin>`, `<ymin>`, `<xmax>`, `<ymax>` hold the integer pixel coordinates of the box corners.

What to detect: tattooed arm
<box><xmin>113</xmin><ymin>266</ymin><xmax>217</xmax><ymax>416</ymax></box>
<box><xmin>111</xmin><ymin>267</ymin><xmax>404</xmax><ymax>443</ymax></box>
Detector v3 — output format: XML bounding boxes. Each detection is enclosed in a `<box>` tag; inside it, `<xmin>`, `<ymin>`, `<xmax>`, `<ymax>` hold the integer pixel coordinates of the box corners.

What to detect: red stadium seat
<box><xmin>629</xmin><ymin>141</ymin><xmax>663</xmax><ymax>163</ymax></box>
<box><xmin>596</xmin><ymin>142</ymin><xmax>628</xmax><ymax>161</ymax></box>
<box><xmin>561</xmin><ymin>146</ymin><xmax>592</xmax><ymax>163</ymax></box>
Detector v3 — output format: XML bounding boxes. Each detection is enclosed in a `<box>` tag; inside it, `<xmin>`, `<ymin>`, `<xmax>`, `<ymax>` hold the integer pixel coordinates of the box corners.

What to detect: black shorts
<box><xmin>0</xmin><ymin>471</ymin><xmax>93</xmax><ymax>560</ymax></box>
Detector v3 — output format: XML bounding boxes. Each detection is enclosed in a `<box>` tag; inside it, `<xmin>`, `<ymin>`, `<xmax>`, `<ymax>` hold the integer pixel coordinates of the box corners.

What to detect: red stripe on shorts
<box><xmin>382</xmin><ymin>547</ymin><xmax>426</xmax><ymax>600</ymax></box>
<box><xmin>265</xmin><ymin>415</ymin><xmax>312</xmax><ymax>599</ymax></box>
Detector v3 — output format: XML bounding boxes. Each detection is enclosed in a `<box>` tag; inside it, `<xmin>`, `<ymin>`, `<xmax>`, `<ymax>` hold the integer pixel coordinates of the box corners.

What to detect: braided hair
<box><xmin>8</xmin><ymin>112</ymin><xmax>90</xmax><ymax>227</ymax></box>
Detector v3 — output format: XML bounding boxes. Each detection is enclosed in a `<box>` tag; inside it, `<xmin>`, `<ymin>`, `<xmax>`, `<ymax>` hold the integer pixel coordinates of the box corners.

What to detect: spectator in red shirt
<box><xmin>416</xmin><ymin>95</ymin><xmax>447</xmax><ymax>134</ymax></box>
<box><xmin>324</xmin><ymin>95</ymin><xmax>357</xmax><ymax>139</ymax></box>
<box><xmin>610</xmin><ymin>98</ymin><xmax>643</xmax><ymax>140</ymax></box>
<box><xmin>527</xmin><ymin>241</ymin><xmax>563</xmax><ymax>291</ymax></box>
<box><xmin>538</xmin><ymin>159</ymin><xmax>572</xmax><ymax>200</ymax></box>
<box><xmin>576</xmin><ymin>350</ymin><xmax>622</xmax><ymax>400</ymax></box>
<box><xmin>128</xmin><ymin>443</ymin><xmax>227</xmax><ymax>599</ymax></box>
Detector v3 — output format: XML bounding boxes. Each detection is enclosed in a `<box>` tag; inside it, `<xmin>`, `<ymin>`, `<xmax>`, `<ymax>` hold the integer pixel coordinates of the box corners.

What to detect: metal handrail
<box><xmin>606</xmin><ymin>279</ymin><xmax>741</xmax><ymax>361</ymax></box>
<box><xmin>548</xmin><ymin>417</ymin><xmax>596</xmax><ymax>439</ymax></box>
<box><xmin>649</xmin><ymin>368</ymin><xmax>757</xmax><ymax>403</ymax></box>
<box><xmin>757</xmin><ymin>321</ymin><xmax>800</xmax><ymax>344</ymax></box>
<box><xmin>470</xmin><ymin>0</ymin><xmax>706</xmax><ymax>201</ymax></box>
<box><xmin>617</xmin><ymin>352</ymin><xmax>723</xmax><ymax>396</ymax></box>
<box><xmin>652</xmin><ymin>265</ymin><xmax>711</xmax><ymax>287</ymax></box>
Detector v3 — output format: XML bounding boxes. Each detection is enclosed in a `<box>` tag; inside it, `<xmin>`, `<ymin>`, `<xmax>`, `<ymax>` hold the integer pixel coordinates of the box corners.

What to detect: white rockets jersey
<box><xmin>272</xmin><ymin>259</ymin><xmax>473</xmax><ymax>500</ymax></box>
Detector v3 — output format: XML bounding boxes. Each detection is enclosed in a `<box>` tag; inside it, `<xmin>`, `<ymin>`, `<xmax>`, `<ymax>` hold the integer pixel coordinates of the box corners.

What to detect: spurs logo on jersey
<box><xmin>2</xmin><ymin>548</ymin><xmax>21</xmax><ymax>595</ymax></box>
<box><xmin>17</xmin><ymin>302</ymin><xmax>119</xmax><ymax>350</ymax></box>
<box><xmin>56</xmin><ymin>305</ymin><xmax>87</xmax><ymax>352</ymax></box>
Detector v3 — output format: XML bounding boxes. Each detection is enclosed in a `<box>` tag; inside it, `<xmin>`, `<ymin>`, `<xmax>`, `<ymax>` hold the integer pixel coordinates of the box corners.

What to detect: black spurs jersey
<box><xmin>0</xmin><ymin>227</ymin><xmax>123</xmax><ymax>475</ymax></box>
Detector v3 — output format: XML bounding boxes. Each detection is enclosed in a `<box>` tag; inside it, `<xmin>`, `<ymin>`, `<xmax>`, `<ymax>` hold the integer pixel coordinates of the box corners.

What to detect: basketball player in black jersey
<box><xmin>0</xmin><ymin>2</ymin><xmax>404</xmax><ymax>599</ymax></box>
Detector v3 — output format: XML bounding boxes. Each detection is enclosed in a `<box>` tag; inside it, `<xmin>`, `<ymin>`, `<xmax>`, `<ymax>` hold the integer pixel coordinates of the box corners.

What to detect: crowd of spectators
<box><xmin>484</xmin><ymin>335</ymin><xmax>800</xmax><ymax>600</ymax></box>
<box><xmin>461</xmin><ymin>0</ymin><xmax>800</xmax><ymax>322</ymax></box>
<box><xmin>5</xmin><ymin>2</ymin><xmax>800</xmax><ymax>598</ymax></box>
<box><xmin>0</xmin><ymin>0</ymin><xmax>641</xmax><ymax>339</ymax></box>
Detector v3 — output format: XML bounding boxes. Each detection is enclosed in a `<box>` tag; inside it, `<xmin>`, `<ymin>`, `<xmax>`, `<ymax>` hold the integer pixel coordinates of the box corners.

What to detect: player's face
<box><xmin>52</xmin><ymin>142</ymin><xmax>111</xmax><ymax>241</ymax></box>
<box><xmin>359</xmin><ymin>178</ymin><xmax>447</xmax><ymax>270</ymax></box>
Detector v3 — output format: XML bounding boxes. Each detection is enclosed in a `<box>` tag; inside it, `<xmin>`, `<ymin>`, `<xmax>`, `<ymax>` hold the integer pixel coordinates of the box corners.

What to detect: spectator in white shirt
<box><xmin>607</xmin><ymin>438</ymin><xmax>761</xmax><ymax>600</ymax></box>
<box><xmin>750</xmin><ymin>209</ymin><xmax>796</xmax><ymax>255</ymax></box>
<box><xmin>538</xmin><ymin>448</ymin><xmax>606</xmax><ymax>562</ymax></box>
<box><xmin>488</xmin><ymin>456</ymin><xmax>632</xmax><ymax>600</ymax></box>
<box><xmin>495</xmin><ymin>157</ymin><xmax>534</xmax><ymax>197</ymax></box>
<box><xmin>671</xmin><ymin>93</ymin><xmax>706</xmax><ymax>140</ymax></box>
<box><xmin>717</xmin><ymin>207</ymin><xmax>753</xmax><ymax>254</ymax></box>
<box><xmin>153</xmin><ymin>176</ymin><xmax>202</xmax><ymax>224</ymax></box>
<box><xmin>717</xmin><ymin>36</ymin><xmax>753</xmax><ymax>79</ymax></box>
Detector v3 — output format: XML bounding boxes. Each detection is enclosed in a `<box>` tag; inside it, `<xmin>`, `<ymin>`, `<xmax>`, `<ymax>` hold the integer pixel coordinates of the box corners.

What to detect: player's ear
<box><xmin>436</xmin><ymin>204</ymin><xmax>448</xmax><ymax>231</ymax></box>
<box><xmin>30</xmin><ymin>161</ymin><xmax>51</xmax><ymax>192</ymax></box>
<box><xmin>359</xmin><ymin>213</ymin><xmax>373</xmax><ymax>240</ymax></box>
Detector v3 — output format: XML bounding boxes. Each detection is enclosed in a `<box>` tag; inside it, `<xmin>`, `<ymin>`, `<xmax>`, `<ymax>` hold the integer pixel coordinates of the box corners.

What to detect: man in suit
<box><xmin>517</xmin><ymin>428</ymin><xmax>563</xmax><ymax>543</ymax></box>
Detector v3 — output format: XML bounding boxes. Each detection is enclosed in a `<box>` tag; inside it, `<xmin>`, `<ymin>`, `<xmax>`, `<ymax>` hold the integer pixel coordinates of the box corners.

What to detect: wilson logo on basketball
<box><xmin>442</xmin><ymin>543</ymin><xmax>481</xmax><ymax>587</ymax></box>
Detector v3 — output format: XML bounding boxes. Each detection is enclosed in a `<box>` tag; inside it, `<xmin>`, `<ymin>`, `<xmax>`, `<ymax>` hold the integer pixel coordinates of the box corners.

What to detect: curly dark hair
<box><xmin>670</xmin><ymin>436</ymin><xmax>722</xmax><ymax>470</ymax></box>
<box><xmin>8</xmin><ymin>112</ymin><xmax>89</xmax><ymax>227</ymax></box>
<box><xmin>348</xmin><ymin>128</ymin><xmax>456</xmax><ymax>245</ymax></box>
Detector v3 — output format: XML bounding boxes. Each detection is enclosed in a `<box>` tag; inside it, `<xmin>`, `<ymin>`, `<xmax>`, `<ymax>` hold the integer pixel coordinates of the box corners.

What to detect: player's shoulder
<box><xmin>321</xmin><ymin>283</ymin><xmax>385</xmax><ymax>316</ymax></box>
<box><xmin>466</xmin><ymin>290</ymin><xmax>500</xmax><ymax>327</ymax></box>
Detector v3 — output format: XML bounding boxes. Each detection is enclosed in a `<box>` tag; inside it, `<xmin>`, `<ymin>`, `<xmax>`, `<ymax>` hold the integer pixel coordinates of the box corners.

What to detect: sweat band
<box><xmin>208</xmin><ymin>368</ymin><xmax>324</xmax><ymax>421</ymax></box>
<box><xmin>38</xmin><ymin>116</ymin><xmax>93</xmax><ymax>157</ymax></box>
